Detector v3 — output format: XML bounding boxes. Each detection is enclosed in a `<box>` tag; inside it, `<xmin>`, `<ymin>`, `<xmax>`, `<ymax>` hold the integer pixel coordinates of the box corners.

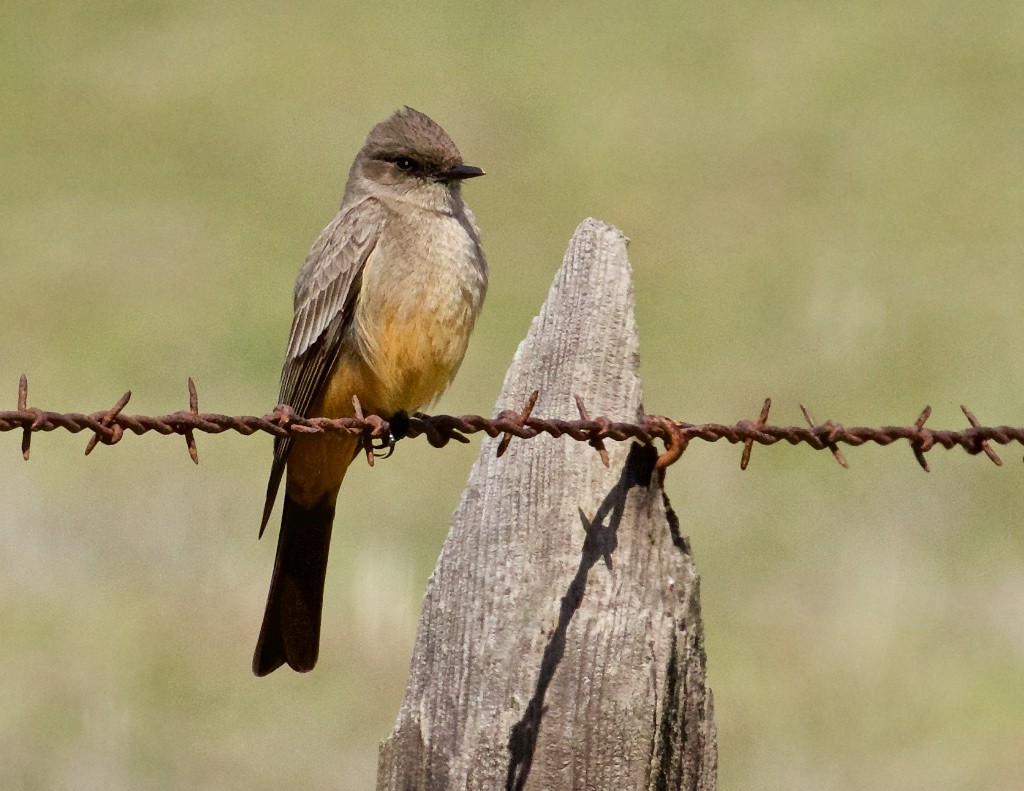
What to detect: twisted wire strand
<box><xmin>3</xmin><ymin>377</ymin><xmax>1020</xmax><ymax>471</ymax></box>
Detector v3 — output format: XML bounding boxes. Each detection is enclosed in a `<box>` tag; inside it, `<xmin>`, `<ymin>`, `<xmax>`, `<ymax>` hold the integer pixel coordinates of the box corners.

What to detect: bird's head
<box><xmin>350</xmin><ymin>107</ymin><xmax>483</xmax><ymax>209</ymax></box>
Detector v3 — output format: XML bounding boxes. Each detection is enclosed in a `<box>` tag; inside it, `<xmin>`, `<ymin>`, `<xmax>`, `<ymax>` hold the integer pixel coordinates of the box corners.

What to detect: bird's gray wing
<box><xmin>260</xmin><ymin>198</ymin><xmax>384</xmax><ymax>536</ymax></box>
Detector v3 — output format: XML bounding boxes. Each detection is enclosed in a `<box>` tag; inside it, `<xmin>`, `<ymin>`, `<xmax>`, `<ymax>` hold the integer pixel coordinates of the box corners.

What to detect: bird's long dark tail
<box><xmin>253</xmin><ymin>492</ymin><xmax>336</xmax><ymax>676</ymax></box>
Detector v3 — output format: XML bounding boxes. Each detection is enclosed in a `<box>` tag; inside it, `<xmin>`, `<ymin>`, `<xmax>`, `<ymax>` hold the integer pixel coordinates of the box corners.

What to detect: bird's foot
<box><xmin>371</xmin><ymin>411</ymin><xmax>410</xmax><ymax>459</ymax></box>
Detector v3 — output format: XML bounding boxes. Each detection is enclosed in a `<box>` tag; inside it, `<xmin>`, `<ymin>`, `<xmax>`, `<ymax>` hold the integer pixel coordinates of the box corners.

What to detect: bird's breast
<box><xmin>349</xmin><ymin>209</ymin><xmax>487</xmax><ymax>414</ymax></box>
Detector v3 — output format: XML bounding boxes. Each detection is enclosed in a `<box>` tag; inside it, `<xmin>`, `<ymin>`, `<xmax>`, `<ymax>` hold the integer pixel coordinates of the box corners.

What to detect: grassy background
<box><xmin>2</xmin><ymin>1</ymin><xmax>1023</xmax><ymax>788</ymax></box>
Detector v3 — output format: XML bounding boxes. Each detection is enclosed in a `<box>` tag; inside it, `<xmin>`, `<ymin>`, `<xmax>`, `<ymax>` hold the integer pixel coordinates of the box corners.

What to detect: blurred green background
<box><xmin>2</xmin><ymin>1</ymin><xmax>1023</xmax><ymax>788</ymax></box>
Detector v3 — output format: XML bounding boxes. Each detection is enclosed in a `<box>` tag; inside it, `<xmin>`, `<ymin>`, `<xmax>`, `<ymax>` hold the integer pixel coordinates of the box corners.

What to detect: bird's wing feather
<box><xmin>260</xmin><ymin>198</ymin><xmax>385</xmax><ymax>536</ymax></box>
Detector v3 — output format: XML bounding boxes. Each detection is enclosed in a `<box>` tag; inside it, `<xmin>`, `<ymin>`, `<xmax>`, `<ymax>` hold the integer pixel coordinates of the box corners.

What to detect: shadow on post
<box><xmin>505</xmin><ymin>442</ymin><xmax>656</xmax><ymax>790</ymax></box>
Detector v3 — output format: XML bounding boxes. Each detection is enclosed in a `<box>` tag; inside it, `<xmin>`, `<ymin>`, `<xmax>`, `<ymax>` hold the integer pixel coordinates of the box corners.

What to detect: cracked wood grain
<box><xmin>378</xmin><ymin>219</ymin><xmax>717</xmax><ymax>790</ymax></box>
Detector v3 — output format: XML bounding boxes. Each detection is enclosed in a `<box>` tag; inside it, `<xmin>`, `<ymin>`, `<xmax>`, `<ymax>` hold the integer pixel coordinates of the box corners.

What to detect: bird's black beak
<box><xmin>437</xmin><ymin>163</ymin><xmax>485</xmax><ymax>182</ymax></box>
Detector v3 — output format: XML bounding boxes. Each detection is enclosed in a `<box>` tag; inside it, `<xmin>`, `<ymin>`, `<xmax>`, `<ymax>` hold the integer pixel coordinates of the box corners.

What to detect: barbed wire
<box><xmin>2</xmin><ymin>376</ymin><xmax>1021</xmax><ymax>472</ymax></box>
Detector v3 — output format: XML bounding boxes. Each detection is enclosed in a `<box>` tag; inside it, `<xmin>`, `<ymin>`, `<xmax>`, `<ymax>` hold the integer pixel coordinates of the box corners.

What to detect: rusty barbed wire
<box><xmin>3</xmin><ymin>376</ymin><xmax>1023</xmax><ymax>472</ymax></box>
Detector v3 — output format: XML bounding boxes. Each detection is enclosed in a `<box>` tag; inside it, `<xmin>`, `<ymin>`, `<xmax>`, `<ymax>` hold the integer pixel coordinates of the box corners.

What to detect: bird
<box><xmin>253</xmin><ymin>107</ymin><xmax>487</xmax><ymax>676</ymax></box>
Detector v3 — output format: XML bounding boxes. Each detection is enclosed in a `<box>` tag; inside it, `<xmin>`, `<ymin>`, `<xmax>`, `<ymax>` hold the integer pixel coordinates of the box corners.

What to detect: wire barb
<box><xmin>351</xmin><ymin>395</ymin><xmax>376</xmax><ymax>468</ymax></box>
<box><xmin>574</xmin><ymin>394</ymin><xmax>610</xmax><ymax>468</ymax></box>
<box><xmin>184</xmin><ymin>378</ymin><xmax>200</xmax><ymax>464</ymax></box>
<box><xmin>910</xmin><ymin>406</ymin><xmax>933</xmax><ymax>472</ymax></box>
<box><xmin>496</xmin><ymin>390</ymin><xmax>539</xmax><ymax>458</ymax></box>
<box><xmin>740</xmin><ymin>398</ymin><xmax>772</xmax><ymax>470</ymax></box>
<box><xmin>18</xmin><ymin>374</ymin><xmax>32</xmax><ymax>460</ymax></box>
<box><xmin>799</xmin><ymin>405</ymin><xmax>848</xmax><ymax>469</ymax></box>
<box><xmin>84</xmin><ymin>391</ymin><xmax>132</xmax><ymax>456</ymax></box>
<box><xmin>960</xmin><ymin>405</ymin><xmax>1002</xmax><ymax>466</ymax></box>
<box><xmin>650</xmin><ymin>417</ymin><xmax>688</xmax><ymax>469</ymax></box>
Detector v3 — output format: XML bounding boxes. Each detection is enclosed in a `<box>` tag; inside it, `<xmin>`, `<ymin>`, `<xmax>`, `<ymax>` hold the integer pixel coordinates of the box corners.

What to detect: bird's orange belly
<box><xmin>316</xmin><ymin>307</ymin><xmax>472</xmax><ymax>420</ymax></box>
<box><xmin>367</xmin><ymin>311</ymin><xmax>468</xmax><ymax>411</ymax></box>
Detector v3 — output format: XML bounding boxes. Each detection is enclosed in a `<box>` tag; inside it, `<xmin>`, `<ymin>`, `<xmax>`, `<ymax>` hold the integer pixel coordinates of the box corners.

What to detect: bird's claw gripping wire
<box><xmin>371</xmin><ymin>434</ymin><xmax>396</xmax><ymax>459</ymax></box>
<box><xmin>371</xmin><ymin>410</ymin><xmax>410</xmax><ymax>459</ymax></box>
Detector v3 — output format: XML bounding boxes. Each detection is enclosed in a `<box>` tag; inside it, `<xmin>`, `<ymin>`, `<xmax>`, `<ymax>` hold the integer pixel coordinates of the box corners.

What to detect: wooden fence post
<box><xmin>377</xmin><ymin>219</ymin><xmax>717</xmax><ymax>790</ymax></box>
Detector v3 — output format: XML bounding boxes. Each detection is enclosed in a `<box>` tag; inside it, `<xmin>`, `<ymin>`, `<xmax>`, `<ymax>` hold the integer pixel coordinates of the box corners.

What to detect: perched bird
<box><xmin>253</xmin><ymin>107</ymin><xmax>487</xmax><ymax>676</ymax></box>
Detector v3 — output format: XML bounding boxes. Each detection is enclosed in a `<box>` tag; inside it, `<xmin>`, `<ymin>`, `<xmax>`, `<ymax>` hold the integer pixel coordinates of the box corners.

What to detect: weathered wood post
<box><xmin>378</xmin><ymin>219</ymin><xmax>717</xmax><ymax>790</ymax></box>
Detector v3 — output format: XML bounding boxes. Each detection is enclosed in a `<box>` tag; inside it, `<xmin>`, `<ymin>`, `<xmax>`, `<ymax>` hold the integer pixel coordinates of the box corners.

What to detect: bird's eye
<box><xmin>394</xmin><ymin>157</ymin><xmax>416</xmax><ymax>171</ymax></box>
